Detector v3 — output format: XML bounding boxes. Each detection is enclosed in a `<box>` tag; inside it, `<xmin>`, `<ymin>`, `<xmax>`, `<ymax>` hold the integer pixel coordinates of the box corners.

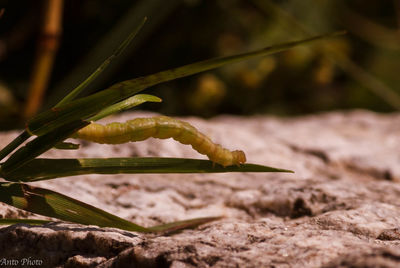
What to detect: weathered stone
<box><xmin>1</xmin><ymin>110</ymin><xmax>400</xmax><ymax>267</ymax></box>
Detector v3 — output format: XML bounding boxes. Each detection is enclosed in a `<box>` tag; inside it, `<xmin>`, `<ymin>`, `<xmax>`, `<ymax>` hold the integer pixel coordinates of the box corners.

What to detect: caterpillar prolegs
<box><xmin>72</xmin><ymin>116</ymin><xmax>246</xmax><ymax>167</ymax></box>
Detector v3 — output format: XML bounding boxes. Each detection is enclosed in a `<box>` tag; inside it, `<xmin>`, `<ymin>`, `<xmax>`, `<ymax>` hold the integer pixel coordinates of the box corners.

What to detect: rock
<box><xmin>1</xmin><ymin>110</ymin><xmax>400</xmax><ymax>267</ymax></box>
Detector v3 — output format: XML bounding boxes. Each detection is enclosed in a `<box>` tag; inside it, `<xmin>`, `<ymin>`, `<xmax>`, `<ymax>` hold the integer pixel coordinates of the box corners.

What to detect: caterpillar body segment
<box><xmin>72</xmin><ymin>116</ymin><xmax>246</xmax><ymax>167</ymax></box>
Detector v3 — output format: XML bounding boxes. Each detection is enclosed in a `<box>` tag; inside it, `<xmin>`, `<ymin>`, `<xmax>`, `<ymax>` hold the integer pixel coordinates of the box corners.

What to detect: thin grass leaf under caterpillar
<box><xmin>72</xmin><ymin>116</ymin><xmax>246</xmax><ymax>167</ymax></box>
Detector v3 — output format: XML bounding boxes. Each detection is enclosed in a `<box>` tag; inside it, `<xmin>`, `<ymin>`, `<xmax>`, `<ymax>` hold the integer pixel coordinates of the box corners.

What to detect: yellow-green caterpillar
<box><xmin>72</xmin><ymin>116</ymin><xmax>246</xmax><ymax>167</ymax></box>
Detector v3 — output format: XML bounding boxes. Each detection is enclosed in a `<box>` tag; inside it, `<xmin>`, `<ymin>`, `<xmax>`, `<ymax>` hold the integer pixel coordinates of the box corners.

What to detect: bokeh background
<box><xmin>0</xmin><ymin>0</ymin><xmax>399</xmax><ymax>129</ymax></box>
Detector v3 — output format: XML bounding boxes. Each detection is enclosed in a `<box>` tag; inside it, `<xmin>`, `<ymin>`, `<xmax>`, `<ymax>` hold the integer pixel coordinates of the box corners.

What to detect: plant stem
<box><xmin>23</xmin><ymin>0</ymin><xmax>63</xmax><ymax>118</ymax></box>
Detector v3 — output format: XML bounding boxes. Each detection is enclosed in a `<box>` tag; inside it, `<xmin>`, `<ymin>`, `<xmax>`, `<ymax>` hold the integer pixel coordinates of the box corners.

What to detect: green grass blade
<box><xmin>0</xmin><ymin>182</ymin><xmax>149</xmax><ymax>232</ymax></box>
<box><xmin>0</xmin><ymin>131</ymin><xmax>31</xmax><ymax>161</ymax></box>
<box><xmin>2</xmin><ymin>157</ymin><xmax>293</xmax><ymax>182</ymax></box>
<box><xmin>89</xmin><ymin>94</ymin><xmax>161</xmax><ymax>121</ymax></box>
<box><xmin>0</xmin><ymin>121</ymin><xmax>89</xmax><ymax>175</ymax></box>
<box><xmin>107</xmin><ymin>30</ymin><xmax>345</xmax><ymax>93</ymax></box>
<box><xmin>27</xmin><ymin>32</ymin><xmax>344</xmax><ymax>136</ymax></box>
<box><xmin>0</xmin><ymin>182</ymin><xmax>219</xmax><ymax>233</ymax></box>
<box><xmin>54</xmin><ymin>17</ymin><xmax>147</xmax><ymax>107</ymax></box>
<box><xmin>0</xmin><ymin>218</ymin><xmax>51</xmax><ymax>225</ymax></box>
<box><xmin>53</xmin><ymin>141</ymin><xmax>80</xmax><ymax>150</ymax></box>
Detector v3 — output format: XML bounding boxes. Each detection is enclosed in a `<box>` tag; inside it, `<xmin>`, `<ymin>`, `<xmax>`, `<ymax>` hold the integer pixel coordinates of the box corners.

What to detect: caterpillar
<box><xmin>72</xmin><ymin>116</ymin><xmax>246</xmax><ymax>167</ymax></box>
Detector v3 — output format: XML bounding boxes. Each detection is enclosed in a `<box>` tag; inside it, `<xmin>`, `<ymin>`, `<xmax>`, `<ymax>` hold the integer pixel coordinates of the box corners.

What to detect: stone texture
<box><xmin>1</xmin><ymin>110</ymin><xmax>400</xmax><ymax>267</ymax></box>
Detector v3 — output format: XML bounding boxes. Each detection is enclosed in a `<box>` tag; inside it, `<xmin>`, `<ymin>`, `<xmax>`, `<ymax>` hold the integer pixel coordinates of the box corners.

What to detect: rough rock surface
<box><xmin>1</xmin><ymin>110</ymin><xmax>400</xmax><ymax>267</ymax></box>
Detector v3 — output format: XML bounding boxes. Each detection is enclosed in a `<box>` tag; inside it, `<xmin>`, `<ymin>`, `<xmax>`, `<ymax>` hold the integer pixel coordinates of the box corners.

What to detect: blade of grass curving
<box><xmin>0</xmin><ymin>120</ymin><xmax>89</xmax><ymax>175</ymax></box>
<box><xmin>54</xmin><ymin>17</ymin><xmax>147</xmax><ymax>108</ymax></box>
<box><xmin>106</xmin><ymin>29</ymin><xmax>342</xmax><ymax>91</ymax></box>
<box><xmin>89</xmin><ymin>94</ymin><xmax>161</xmax><ymax>121</ymax></box>
<box><xmin>27</xmin><ymin>31</ymin><xmax>345</xmax><ymax>136</ymax></box>
<box><xmin>0</xmin><ymin>182</ymin><xmax>149</xmax><ymax>232</ymax></box>
<box><xmin>0</xmin><ymin>218</ymin><xmax>52</xmax><ymax>225</ymax></box>
<box><xmin>0</xmin><ymin>131</ymin><xmax>31</xmax><ymax>161</ymax></box>
<box><xmin>0</xmin><ymin>182</ymin><xmax>219</xmax><ymax>233</ymax></box>
<box><xmin>3</xmin><ymin>157</ymin><xmax>293</xmax><ymax>182</ymax></box>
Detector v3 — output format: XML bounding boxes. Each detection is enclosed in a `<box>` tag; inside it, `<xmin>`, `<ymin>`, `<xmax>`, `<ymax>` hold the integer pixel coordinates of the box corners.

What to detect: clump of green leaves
<box><xmin>0</xmin><ymin>18</ymin><xmax>343</xmax><ymax>233</ymax></box>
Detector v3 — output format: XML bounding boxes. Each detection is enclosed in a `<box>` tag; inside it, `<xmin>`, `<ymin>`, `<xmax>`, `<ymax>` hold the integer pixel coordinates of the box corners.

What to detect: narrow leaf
<box><xmin>0</xmin><ymin>182</ymin><xmax>219</xmax><ymax>233</ymax></box>
<box><xmin>3</xmin><ymin>157</ymin><xmax>293</xmax><ymax>182</ymax></box>
<box><xmin>89</xmin><ymin>94</ymin><xmax>162</xmax><ymax>121</ymax></box>
<box><xmin>0</xmin><ymin>131</ymin><xmax>31</xmax><ymax>161</ymax></box>
<box><xmin>0</xmin><ymin>182</ymin><xmax>149</xmax><ymax>232</ymax></box>
<box><xmin>54</xmin><ymin>17</ymin><xmax>147</xmax><ymax>107</ymax></box>
<box><xmin>107</xmin><ymin>30</ymin><xmax>344</xmax><ymax>93</ymax></box>
<box><xmin>27</xmin><ymin>32</ymin><xmax>345</xmax><ymax>136</ymax></box>
<box><xmin>0</xmin><ymin>120</ymin><xmax>88</xmax><ymax>175</ymax></box>
<box><xmin>54</xmin><ymin>141</ymin><xmax>80</xmax><ymax>150</ymax></box>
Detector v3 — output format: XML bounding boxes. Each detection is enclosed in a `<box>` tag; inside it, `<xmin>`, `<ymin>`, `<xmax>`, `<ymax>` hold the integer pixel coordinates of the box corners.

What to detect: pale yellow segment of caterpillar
<box><xmin>72</xmin><ymin>116</ymin><xmax>246</xmax><ymax>167</ymax></box>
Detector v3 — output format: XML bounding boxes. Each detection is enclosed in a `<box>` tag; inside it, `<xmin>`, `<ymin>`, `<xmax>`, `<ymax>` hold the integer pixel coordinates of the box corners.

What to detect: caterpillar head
<box><xmin>232</xmin><ymin>150</ymin><xmax>246</xmax><ymax>165</ymax></box>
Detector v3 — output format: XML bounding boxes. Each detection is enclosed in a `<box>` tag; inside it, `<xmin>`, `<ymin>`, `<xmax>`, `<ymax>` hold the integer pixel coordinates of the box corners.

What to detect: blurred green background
<box><xmin>0</xmin><ymin>0</ymin><xmax>399</xmax><ymax>130</ymax></box>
